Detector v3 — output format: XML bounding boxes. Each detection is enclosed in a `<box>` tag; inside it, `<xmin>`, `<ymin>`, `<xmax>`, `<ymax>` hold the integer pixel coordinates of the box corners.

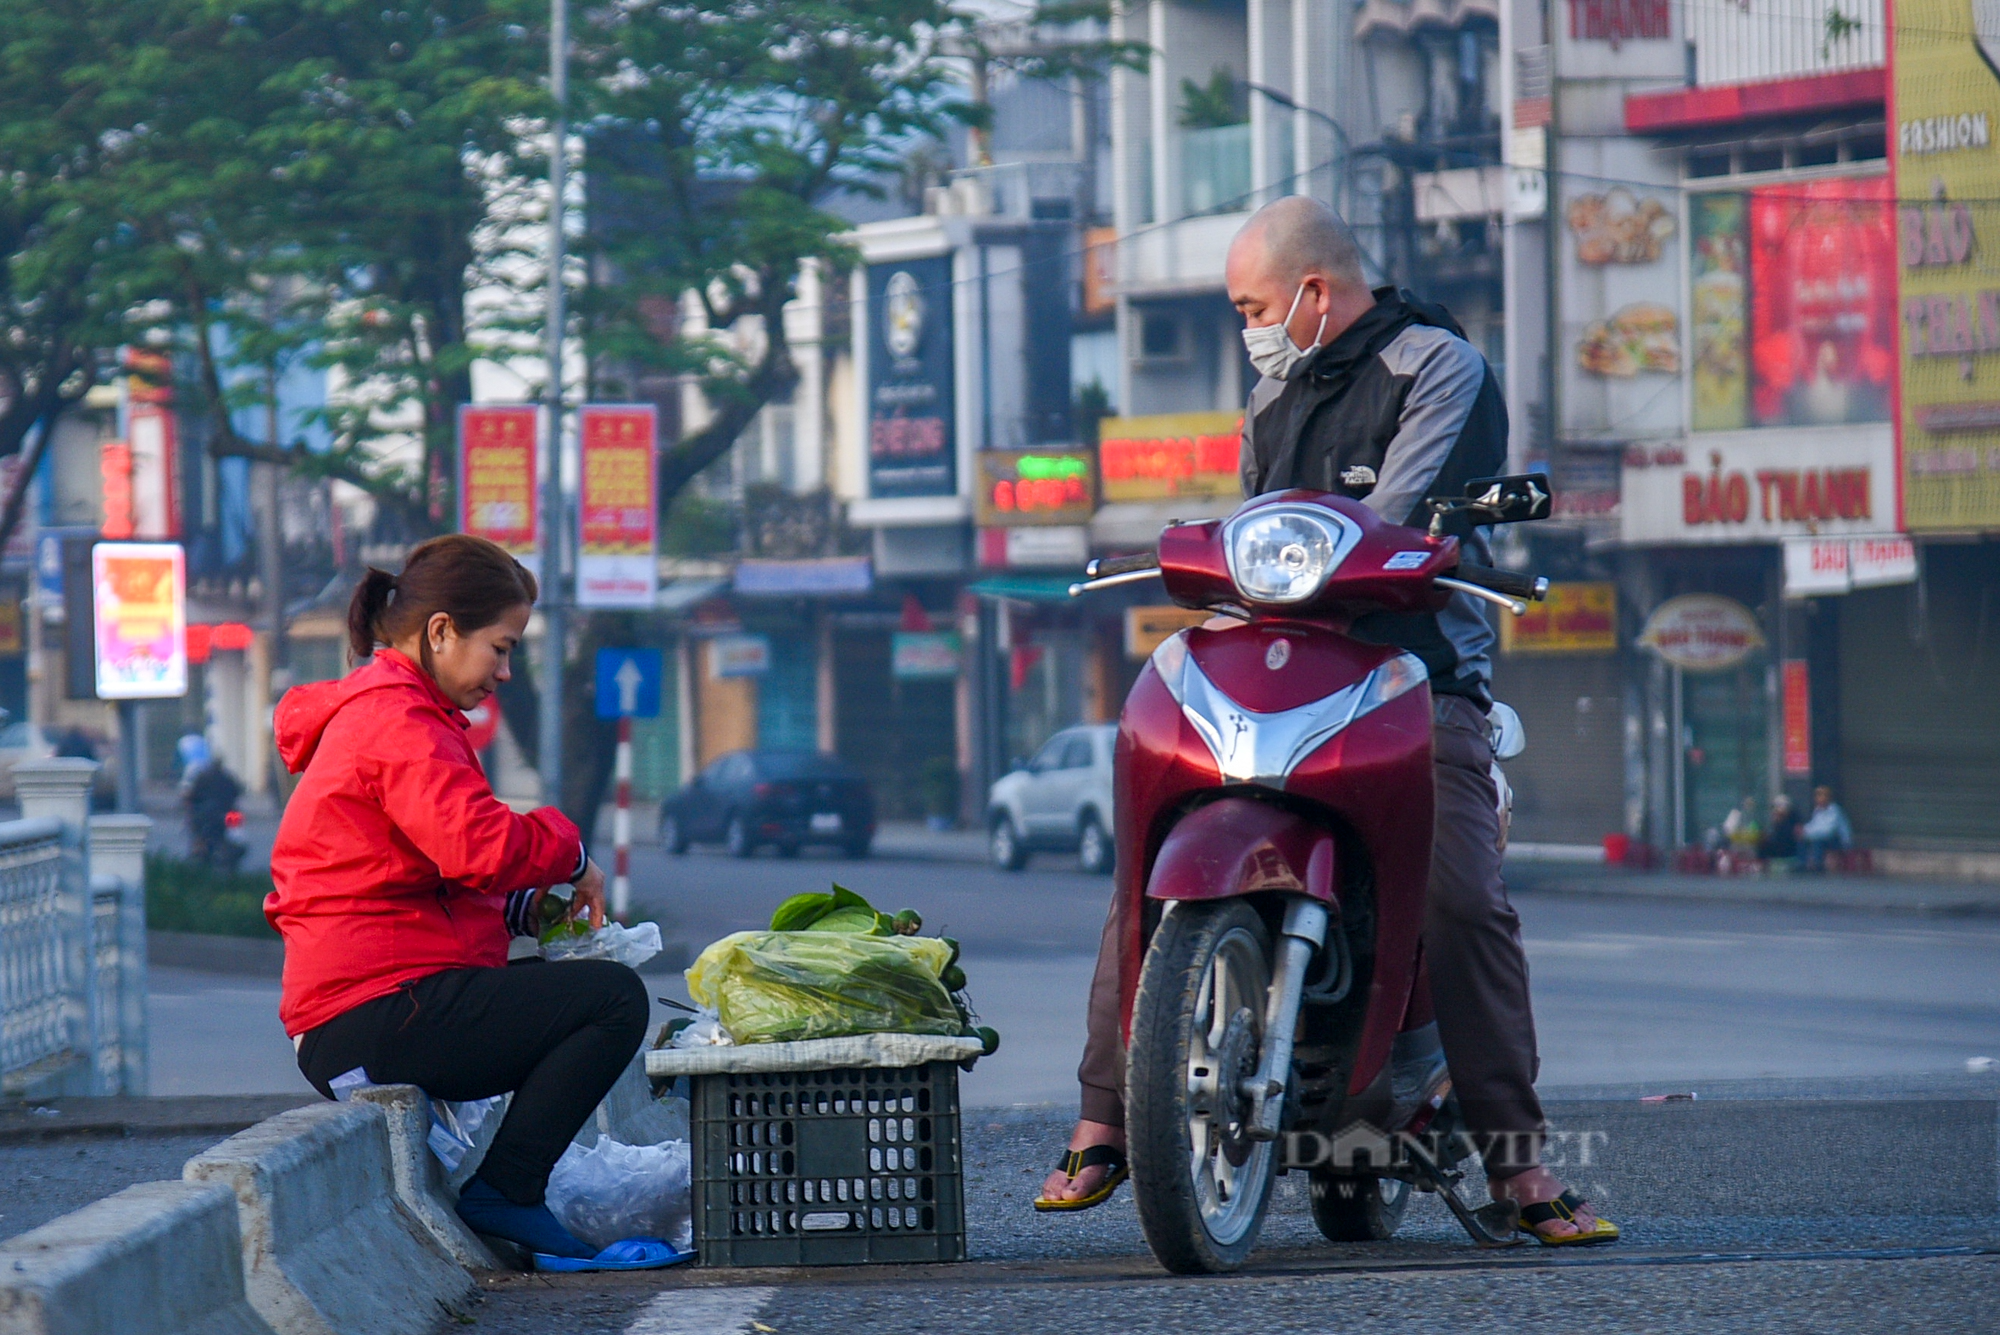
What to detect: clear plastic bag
<box><xmin>685</xmin><ymin>930</ymin><xmax>958</xmax><ymax>1044</ymax></box>
<box><xmin>545</xmin><ymin>1137</ymin><xmax>692</xmax><ymax>1253</ymax></box>
<box><xmin>666</xmin><ymin>1006</ymin><xmax>732</xmax><ymax>1048</ymax></box>
<box><xmin>426</xmin><ymin>1094</ymin><xmax>507</xmax><ymax>1174</ymax></box>
<box><xmin>542</xmin><ymin>919</ymin><xmax>663</xmax><ymax>968</ymax></box>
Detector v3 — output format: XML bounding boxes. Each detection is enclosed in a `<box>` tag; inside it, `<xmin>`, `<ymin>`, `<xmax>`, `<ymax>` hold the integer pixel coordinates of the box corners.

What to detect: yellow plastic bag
<box><xmin>685</xmin><ymin>931</ymin><xmax>960</xmax><ymax>1044</ymax></box>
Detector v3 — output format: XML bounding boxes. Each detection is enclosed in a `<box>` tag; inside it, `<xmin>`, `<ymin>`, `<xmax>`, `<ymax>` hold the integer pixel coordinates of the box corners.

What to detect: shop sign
<box><xmin>1781</xmin><ymin>659</ymin><xmax>1812</xmax><ymax>776</ymax></box>
<box><xmin>974</xmin><ymin>449</ymin><xmax>1096</xmax><ymax>527</ymax></box>
<box><xmin>1499</xmin><ymin>582</ymin><xmax>1617</xmax><ymax>655</ymax></box>
<box><xmin>457</xmin><ymin>404</ymin><xmax>539</xmax><ymax>563</ymax></box>
<box><xmin>91</xmin><ymin>541</ymin><xmax>188</xmax><ymax>700</ymax></box>
<box><xmin>1621</xmin><ymin>430</ymin><xmax>1895</xmax><ymax>545</ymax></box>
<box><xmin>1782</xmin><ymin>533</ymin><xmax>1919</xmax><ymax>597</ymax></box>
<box><xmin>978</xmin><ymin>525</ymin><xmax>1089</xmax><ymax>570</ymax></box>
<box><xmin>0</xmin><ymin>602</ymin><xmax>20</xmax><ymax>656</ymax></box>
<box><xmin>891</xmin><ymin>630</ymin><xmax>961</xmax><ymax>679</ymax></box>
<box><xmin>1636</xmin><ymin>594</ymin><xmax>1765</xmax><ymax>672</ymax></box>
<box><xmin>1894</xmin><ymin>0</ymin><xmax>2000</xmax><ymax>530</ymax></box>
<box><xmin>866</xmin><ymin>257</ymin><xmax>956</xmax><ymax>499</ymax></box>
<box><xmin>732</xmin><ymin>556</ymin><xmax>873</xmax><ymax>597</ymax></box>
<box><xmin>576</xmin><ymin>404</ymin><xmax>658</xmax><ymax>609</ymax></box>
<box><xmin>1125</xmin><ymin>605</ymin><xmax>1213</xmax><ymax>659</ymax></box>
<box><xmin>1567</xmin><ymin>0</ymin><xmax>1668</xmax><ymax>44</ymax></box>
<box><xmin>709</xmin><ymin>633</ymin><xmax>770</xmax><ymax>679</ymax></box>
<box><xmin>1098</xmin><ymin>412</ymin><xmax>1241</xmax><ymax>502</ymax></box>
<box><xmin>128</xmin><ymin>406</ymin><xmax>180</xmax><ymax>540</ymax></box>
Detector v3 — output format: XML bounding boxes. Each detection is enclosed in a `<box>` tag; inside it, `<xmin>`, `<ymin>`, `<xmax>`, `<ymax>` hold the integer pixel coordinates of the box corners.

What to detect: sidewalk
<box><xmin>1505</xmin><ymin>858</ymin><xmax>2000</xmax><ymax>917</ymax></box>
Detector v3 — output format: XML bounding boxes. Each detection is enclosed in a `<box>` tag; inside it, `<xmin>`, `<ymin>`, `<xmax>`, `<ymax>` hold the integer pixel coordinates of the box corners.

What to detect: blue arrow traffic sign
<box><xmin>594</xmin><ymin>647</ymin><xmax>663</xmax><ymax>719</ymax></box>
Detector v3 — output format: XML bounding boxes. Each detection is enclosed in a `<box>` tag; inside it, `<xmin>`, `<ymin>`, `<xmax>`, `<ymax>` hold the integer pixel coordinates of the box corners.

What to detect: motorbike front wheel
<box><xmin>1127</xmin><ymin>898</ymin><xmax>1277</xmax><ymax>1274</ymax></box>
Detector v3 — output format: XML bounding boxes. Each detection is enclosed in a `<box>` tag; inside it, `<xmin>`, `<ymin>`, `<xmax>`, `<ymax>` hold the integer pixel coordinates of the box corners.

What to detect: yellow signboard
<box><xmin>1500</xmin><ymin>582</ymin><xmax>1618</xmax><ymax>656</ymax></box>
<box><xmin>1125</xmin><ymin>605</ymin><xmax>1213</xmax><ymax>659</ymax></box>
<box><xmin>1894</xmin><ymin>0</ymin><xmax>2000</xmax><ymax>530</ymax></box>
<box><xmin>1097</xmin><ymin>411</ymin><xmax>1243</xmax><ymax>503</ymax></box>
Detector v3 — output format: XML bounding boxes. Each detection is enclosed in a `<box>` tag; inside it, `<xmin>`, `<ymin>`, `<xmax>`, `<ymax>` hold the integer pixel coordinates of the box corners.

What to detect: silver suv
<box><xmin>986</xmin><ymin>724</ymin><xmax>1117</xmax><ymax>874</ymax></box>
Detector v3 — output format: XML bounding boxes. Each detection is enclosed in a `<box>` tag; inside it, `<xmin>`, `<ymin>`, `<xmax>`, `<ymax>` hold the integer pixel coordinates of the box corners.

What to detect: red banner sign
<box><xmin>577</xmin><ymin>404</ymin><xmax>658</xmax><ymax>608</ymax></box>
<box><xmin>1782</xmin><ymin>659</ymin><xmax>1812</xmax><ymax>775</ymax></box>
<box><xmin>457</xmin><ymin>405</ymin><xmax>539</xmax><ymax>558</ymax></box>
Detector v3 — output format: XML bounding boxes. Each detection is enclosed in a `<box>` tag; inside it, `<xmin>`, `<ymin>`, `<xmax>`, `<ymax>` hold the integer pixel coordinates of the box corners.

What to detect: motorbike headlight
<box><xmin>1223</xmin><ymin>505</ymin><xmax>1359</xmax><ymax>604</ymax></box>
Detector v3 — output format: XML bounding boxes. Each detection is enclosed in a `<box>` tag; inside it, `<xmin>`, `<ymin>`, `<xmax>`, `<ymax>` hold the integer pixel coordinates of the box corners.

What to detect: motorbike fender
<box><xmin>1145</xmin><ymin>797</ymin><xmax>1335</xmax><ymax>905</ymax></box>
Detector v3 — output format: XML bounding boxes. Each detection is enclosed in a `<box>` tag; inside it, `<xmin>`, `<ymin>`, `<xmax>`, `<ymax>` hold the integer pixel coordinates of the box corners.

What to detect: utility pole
<box><xmin>538</xmin><ymin>0</ymin><xmax>568</xmax><ymax>811</ymax></box>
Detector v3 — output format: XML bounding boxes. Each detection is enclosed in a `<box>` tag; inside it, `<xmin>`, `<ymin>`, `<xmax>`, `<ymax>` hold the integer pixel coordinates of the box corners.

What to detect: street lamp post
<box><xmin>538</xmin><ymin>0</ymin><xmax>568</xmax><ymax>810</ymax></box>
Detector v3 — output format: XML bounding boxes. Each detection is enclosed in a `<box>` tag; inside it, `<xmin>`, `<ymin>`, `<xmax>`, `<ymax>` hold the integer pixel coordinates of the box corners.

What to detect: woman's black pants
<box><xmin>297</xmin><ymin>959</ymin><xmax>649</xmax><ymax>1206</ymax></box>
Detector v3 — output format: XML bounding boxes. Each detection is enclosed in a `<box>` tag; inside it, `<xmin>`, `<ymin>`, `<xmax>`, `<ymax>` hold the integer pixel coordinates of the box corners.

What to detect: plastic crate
<box><xmin>689</xmin><ymin>1059</ymin><xmax>967</xmax><ymax>1266</ymax></box>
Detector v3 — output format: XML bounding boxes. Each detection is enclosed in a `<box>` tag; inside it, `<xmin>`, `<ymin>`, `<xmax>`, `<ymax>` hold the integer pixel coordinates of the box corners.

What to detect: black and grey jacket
<box><xmin>1239</xmin><ymin>287</ymin><xmax>1507</xmax><ymax>705</ymax></box>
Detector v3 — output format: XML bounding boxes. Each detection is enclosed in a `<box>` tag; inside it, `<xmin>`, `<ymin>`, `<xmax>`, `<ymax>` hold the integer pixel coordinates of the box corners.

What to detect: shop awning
<box><xmin>968</xmin><ymin>573</ymin><xmax>1079</xmax><ymax>603</ymax></box>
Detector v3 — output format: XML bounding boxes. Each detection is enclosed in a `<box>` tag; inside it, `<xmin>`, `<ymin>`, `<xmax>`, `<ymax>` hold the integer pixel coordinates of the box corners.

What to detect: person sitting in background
<box><xmin>1759</xmin><ymin>794</ymin><xmax>1800</xmax><ymax>864</ymax></box>
<box><xmin>1801</xmin><ymin>786</ymin><xmax>1854</xmax><ymax>872</ymax></box>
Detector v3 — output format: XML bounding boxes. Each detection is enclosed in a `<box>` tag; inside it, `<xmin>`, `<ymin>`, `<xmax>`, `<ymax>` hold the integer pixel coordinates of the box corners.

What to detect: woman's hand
<box><xmin>567</xmin><ymin>858</ymin><xmax>608</xmax><ymax>930</ymax></box>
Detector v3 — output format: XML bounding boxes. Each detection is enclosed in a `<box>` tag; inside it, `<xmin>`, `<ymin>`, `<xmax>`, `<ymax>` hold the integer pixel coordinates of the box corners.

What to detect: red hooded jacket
<box><xmin>265</xmin><ymin>648</ymin><xmax>581</xmax><ymax>1036</ymax></box>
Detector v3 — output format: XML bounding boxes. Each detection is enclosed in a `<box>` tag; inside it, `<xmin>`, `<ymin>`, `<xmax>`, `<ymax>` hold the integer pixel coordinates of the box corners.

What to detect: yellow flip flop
<box><xmin>1517</xmin><ymin>1190</ymin><xmax>1620</xmax><ymax>1246</ymax></box>
<box><xmin>1032</xmin><ymin>1145</ymin><xmax>1129</xmax><ymax>1213</ymax></box>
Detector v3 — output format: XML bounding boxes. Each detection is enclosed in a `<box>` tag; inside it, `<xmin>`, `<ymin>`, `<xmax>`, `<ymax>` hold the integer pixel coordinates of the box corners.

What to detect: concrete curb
<box><xmin>184</xmin><ymin>1102</ymin><xmax>473</xmax><ymax>1335</ymax></box>
<box><xmin>345</xmin><ymin>1085</ymin><xmax>501</xmax><ymax>1272</ymax></box>
<box><xmin>0</xmin><ymin>1179</ymin><xmax>276</xmax><ymax>1335</ymax></box>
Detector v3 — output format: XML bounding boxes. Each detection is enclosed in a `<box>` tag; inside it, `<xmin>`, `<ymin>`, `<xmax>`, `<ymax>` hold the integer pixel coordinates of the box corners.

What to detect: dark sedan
<box><xmin>658</xmin><ymin>750</ymin><xmax>876</xmax><ymax>859</ymax></box>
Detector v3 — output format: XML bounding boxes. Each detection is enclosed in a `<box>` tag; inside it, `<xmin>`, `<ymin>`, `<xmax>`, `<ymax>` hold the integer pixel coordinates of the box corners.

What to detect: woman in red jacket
<box><xmin>268</xmin><ymin>535</ymin><xmax>667</xmax><ymax>1268</ymax></box>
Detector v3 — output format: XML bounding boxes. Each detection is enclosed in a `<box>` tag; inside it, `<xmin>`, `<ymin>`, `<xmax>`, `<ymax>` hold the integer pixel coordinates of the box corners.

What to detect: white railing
<box><xmin>1687</xmin><ymin>0</ymin><xmax>1885</xmax><ymax>88</ymax></box>
<box><xmin>0</xmin><ymin>762</ymin><xmax>151</xmax><ymax>1098</ymax></box>
<box><xmin>0</xmin><ymin>819</ymin><xmax>69</xmax><ymax>1078</ymax></box>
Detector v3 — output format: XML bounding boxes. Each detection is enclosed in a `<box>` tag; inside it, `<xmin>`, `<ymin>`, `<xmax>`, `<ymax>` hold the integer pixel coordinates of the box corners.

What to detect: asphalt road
<box><xmin>117</xmin><ymin>841</ymin><xmax>2000</xmax><ymax>1332</ymax></box>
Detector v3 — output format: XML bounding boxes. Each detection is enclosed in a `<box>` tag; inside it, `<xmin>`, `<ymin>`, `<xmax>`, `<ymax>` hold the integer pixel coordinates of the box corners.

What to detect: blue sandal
<box><xmin>532</xmin><ymin>1237</ymin><xmax>694</xmax><ymax>1272</ymax></box>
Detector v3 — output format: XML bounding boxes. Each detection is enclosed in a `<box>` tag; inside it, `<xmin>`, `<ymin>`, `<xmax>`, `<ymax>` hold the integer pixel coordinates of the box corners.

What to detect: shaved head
<box><xmin>1225</xmin><ymin>195</ymin><xmax>1376</xmax><ymax>355</ymax></box>
<box><xmin>1234</xmin><ymin>196</ymin><xmax>1368</xmax><ymax>291</ymax></box>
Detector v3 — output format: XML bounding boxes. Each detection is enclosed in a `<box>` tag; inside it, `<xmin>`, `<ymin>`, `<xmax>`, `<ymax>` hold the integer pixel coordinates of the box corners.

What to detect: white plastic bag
<box><xmin>543</xmin><ymin>920</ymin><xmax>663</xmax><ymax>968</ymax></box>
<box><xmin>545</xmin><ymin>1137</ymin><xmax>693</xmax><ymax>1253</ymax></box>
<box><xmin>667</xmin><ymin>1005</ymin><xmax>731</xmax><ymax>1048</ymax></box>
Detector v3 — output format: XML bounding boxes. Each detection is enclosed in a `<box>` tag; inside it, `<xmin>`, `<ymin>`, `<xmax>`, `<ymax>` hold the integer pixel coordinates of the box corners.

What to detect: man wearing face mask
<box><xmin>1035</xmin><ymin>196</ymin><xmax>1615</xmax><ymax>1248</ymax></box>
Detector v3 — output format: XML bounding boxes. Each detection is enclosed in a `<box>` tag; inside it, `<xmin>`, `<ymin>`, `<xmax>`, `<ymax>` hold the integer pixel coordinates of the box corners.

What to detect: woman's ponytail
<box><xmin>346</xmin><ymin>568</ymin><xmax>399</xmax><ymax>665</ymax></box>
<box><xmin>341</xmin><ymin>535</ymin><xmax>538</xmax><ymax>670</ymax></box>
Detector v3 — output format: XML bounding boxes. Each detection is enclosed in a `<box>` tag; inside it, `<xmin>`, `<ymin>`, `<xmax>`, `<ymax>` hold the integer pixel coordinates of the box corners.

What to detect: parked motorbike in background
<box><xmin>1069</xmin><ymin>475</ymin><xmax>1552</xmax><ymax>1274</ymax></box>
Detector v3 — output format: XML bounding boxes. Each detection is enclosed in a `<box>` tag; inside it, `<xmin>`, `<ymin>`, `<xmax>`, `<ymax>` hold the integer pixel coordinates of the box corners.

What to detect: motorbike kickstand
<box><xmin>1401</xmin><ymin>1138</ymin><xmax>1523</xmax><ymax>1249</ymax></box>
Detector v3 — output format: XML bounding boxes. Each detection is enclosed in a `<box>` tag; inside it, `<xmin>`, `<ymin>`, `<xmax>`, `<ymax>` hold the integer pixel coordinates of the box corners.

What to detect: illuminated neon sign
<box><xmin>975</xmin><ymin>449</ymin><xmax>1098</xmax><ymax>527</ymax></box>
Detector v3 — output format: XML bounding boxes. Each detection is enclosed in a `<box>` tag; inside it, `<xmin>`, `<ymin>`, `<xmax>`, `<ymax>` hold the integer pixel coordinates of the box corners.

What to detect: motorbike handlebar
<box><xmin>1450</xmin><ymin>563</ymin><xmax>1549</xmax><ymax>602</ymax></box>
<box><xmin>1087</xmin><ymin>551</ymin><xmax>1161</xmax><ymax>579</ymax></box>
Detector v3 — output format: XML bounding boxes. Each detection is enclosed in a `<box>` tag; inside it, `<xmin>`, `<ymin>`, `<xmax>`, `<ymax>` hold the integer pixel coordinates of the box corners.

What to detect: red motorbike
<box><xmin>1069</xmin><ymin>476</ymin><xmax>1551</xmax><ymax>1274</ymax></box>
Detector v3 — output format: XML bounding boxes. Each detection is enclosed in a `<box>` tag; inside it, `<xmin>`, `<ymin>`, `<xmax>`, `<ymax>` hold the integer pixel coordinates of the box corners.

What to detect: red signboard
<box><xmin>1782</xmin><ymin>658</ymin><xmax>1812</xmax><ymax>775</ymax></box>
<box><xmin>577</xmin><ymin>404</ymin><xmax>658</xmax><ymax>608</ymax></box>
<box><xmin>457</xmin><ymin>405</ymin><xmax>539</xmax><ymax>557</ymax></box>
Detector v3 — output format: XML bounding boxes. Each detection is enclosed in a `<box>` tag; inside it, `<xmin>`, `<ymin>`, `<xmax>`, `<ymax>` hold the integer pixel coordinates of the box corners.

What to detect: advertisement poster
<box><xmin>1690</xmin><ymin>193</ymin><xmax>1750</xmax><ymax>429</ymax></box>
<box><xmin>866</xmin><ymin>256</ymin><xmax>956</xmax><ymax>498</ymax></box>
<box><xmin>576</xmin><ymin>404</ymin><xmax>657</xmax><ymax>609</ymax></box>
<box><xmin>1893</xmin><ymin>0</ymin><xmax>2000</xmax><ymax>529</ymax></box>
<box><xmin>91</xmin><ymin>542</ymin><xmax>187</xmax><ymax>700</ymax></box>
<box><xmin>457</xmin><ymin>405</ymin><xmax>539</xmax><ymax>565</ymax></box>
<box><xmin>1499</xmin><ymin>582</ymin><xmax>1618</xmax><ymax>655</ymax></box>
<box><xmin>1097</xmin><ymin>412</ymin><xmax>1242</xmax><ymax>501</ymax></box>
<box><xmin>1555</xmin><ymin>137</ymin><xmax>1684</xmax><ymax>441</ymax></box>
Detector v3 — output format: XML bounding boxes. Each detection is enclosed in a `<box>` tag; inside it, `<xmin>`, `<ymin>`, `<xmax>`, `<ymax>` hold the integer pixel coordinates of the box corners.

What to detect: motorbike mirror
<box><xmin>1462</xmin><ymin>473</ymin><xmax>1552</xmax><ymax>524</ymax></box>
<box><xmin>1427</xmin><ymin>473</ymin><xmax>1552</xmax><ymax>535</ymax></box>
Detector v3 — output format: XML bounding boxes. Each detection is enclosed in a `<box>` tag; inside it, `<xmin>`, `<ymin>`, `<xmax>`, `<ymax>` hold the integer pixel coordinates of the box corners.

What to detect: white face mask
<box><xmin>1241</xmin><ymin>281</ymin><xmax>1328</xmax><ymax>382</ymax></box>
